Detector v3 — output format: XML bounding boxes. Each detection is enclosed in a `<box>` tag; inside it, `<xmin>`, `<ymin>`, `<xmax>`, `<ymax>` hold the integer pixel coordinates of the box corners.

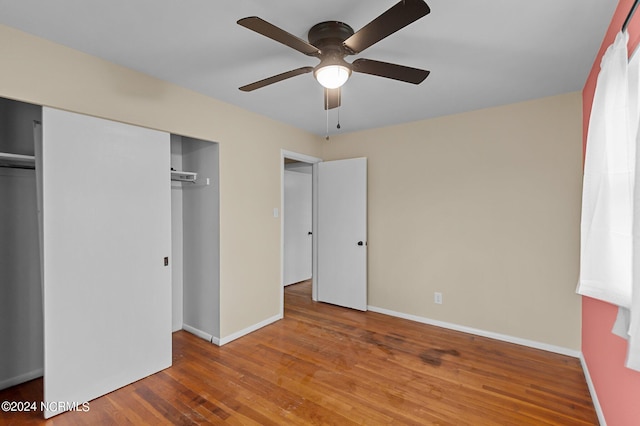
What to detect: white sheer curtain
<box><xmin>619</xmin><ymin>44</ymin><xmax>640</xmax><ymax>370</ymax></box>
<box><xmin>578</xmin><ymin>31</ymin><xmax>633</xmax><ymax>308</ymax></box>
<box><xmin>579</xmin><ymin>30</ymin><xmax>640</xmax><ymax>371</ymax></box>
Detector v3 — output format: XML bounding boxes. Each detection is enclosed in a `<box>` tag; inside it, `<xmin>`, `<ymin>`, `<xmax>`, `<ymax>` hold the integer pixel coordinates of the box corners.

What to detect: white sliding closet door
<box><xmin>42</xmin><ymin>108</ymin><xmax>172</xmax><ymax>418</ymax></box>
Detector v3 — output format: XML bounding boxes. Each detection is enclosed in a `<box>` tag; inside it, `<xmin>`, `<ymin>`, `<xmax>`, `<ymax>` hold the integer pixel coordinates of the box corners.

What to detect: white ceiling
<box><xmin>0</xmin><ymin>0</ymin><xmax>618</xmax><ymax>136</ymax></box>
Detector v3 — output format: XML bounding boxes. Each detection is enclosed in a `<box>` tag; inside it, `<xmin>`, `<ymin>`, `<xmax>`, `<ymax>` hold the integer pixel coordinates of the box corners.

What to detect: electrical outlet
<box><xmin>434</xmin><ymin>292</ymin><xmax>443</xmax><ymax>305</ymax></box>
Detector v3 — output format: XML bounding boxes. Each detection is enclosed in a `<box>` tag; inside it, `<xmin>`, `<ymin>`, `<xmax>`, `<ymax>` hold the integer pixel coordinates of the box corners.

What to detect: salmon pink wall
<box><xmin>582</xmin><ymin>1</ymin><xmax>640</xmax><ymax>425</ymax></box>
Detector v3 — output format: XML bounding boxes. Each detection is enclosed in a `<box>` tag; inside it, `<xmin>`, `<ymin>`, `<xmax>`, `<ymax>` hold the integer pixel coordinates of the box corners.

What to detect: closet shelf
<box><xmin>171</xmin><ymin>170</ymin><xmax>197</xmax><ymax>183</ymax></box>
<box><xmin>0</xmin><ymin>152</ymin><xmax>36</xmax><ymax>169</ymax></box>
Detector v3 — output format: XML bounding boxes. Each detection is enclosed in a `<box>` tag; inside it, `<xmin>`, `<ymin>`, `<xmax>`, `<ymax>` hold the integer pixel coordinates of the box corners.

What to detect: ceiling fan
<box><xmin>237</xmin><ymin>0</ymin><xmax>431</xmax><ymax>110</ymax></box>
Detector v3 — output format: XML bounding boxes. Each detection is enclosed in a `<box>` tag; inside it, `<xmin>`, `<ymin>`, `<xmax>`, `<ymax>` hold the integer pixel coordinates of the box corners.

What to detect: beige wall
<box><xmin>0</xmin><ymin>24</ymin><xmax>322</xmax><ymax>339</ymax></box>
<box><xmin>323</xmin><ymin>92</ymin><xmax>583</xmax><ymax>350</ymax></box>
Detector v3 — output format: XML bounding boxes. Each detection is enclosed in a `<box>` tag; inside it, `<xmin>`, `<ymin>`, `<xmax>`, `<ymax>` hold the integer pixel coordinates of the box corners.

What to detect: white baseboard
<box><xmin>580</xmin><ymin>354</ymin><xmax>606</xmax><ymax>425</ymax></box>
<box><xmin>0</xmin><ymin>368</ymin><xmax>43</xmax><ymax>391</ymax></box>
<box><xmin>218</xmin><ymin>314</ymin><xmax>282</xmax><ymax>346</ymax></box>
<box><xmin>367</xmin><ymin>305</ymin><xmax>581</xmax><ymax>358</ymax></box>
<box><xmin>182</xmin><ymin>324</ymin><xmax>214</xmax><ymax>343</ymax></box>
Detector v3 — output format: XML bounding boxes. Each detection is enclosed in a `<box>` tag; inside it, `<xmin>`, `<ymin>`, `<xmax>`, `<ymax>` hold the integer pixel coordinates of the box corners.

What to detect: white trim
<box><xmin>281</xmin><ymin>150</ymin><xmax>322</xmax><ymax>165</ymax></box>
<box><xmin>580</xmin><ymin>354</ymin><xmax>607</xmax><ymax>426</ymax></box>
<box><xmin>311</xmin><ymin>162</ymin><xmax>319</xmax><ymax>303</ymax></box>
<box><xmin>217</xmin><ymin>314</ymin><xmax>282</xmax><ymax>346</ymax></box>
<box><xmin>367</xmin><ymin>305</ymin><xmax>581</xmax><ymax>358</ymax></box>
<box><xmin>280</xmin><ymin>150</ymin><xmax>322</xmax><ymax>319</ymax></box>
<box><xmin>182</xmin><ymin>324</ymin><xmax>213</xmax><ymax>343</ymax></box>
<box><xmin>0</xmin><ymin>368</ymin><xmax>43</xmax><ymax>391</ymax></box>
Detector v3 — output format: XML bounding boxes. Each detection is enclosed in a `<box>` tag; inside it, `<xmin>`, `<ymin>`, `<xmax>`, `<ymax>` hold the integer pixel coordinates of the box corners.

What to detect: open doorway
<box><xmin>281</xmin><ymin>151</ymin><xmax>368</xmax><ymax>316</ymax></box>
<box><xmin>283</xmin><ymin>159</ymin><xmax>312</xmax><ymax>286</ymax></box>
<box><xmin>280</xmin><ymin>150</ymin><xmax>321</xmax><ymax>315</ymax></box>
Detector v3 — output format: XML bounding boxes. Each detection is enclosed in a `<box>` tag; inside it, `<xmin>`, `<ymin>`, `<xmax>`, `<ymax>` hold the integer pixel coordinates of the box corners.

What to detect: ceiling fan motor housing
<box><xmin>308</xmin><ymin>21</ymin><xmax>354</xmax><ymax>49</ymax></box>
<box><xmin>308</xmin><ymin>21</ymin><xmax>355</xmax><ymax>77</ymax></box>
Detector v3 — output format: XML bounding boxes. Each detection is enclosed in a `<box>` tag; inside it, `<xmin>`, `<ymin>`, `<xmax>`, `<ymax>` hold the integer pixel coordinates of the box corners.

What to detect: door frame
<box><xmin>280</xmin><ymin>150</ymin><xmax>321</xmax><ymax>317</ymax></box>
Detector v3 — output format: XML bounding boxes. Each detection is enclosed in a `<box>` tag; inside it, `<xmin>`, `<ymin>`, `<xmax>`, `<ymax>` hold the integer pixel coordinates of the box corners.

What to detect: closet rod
<box><xmin>623</xmin><ymin>0</ymin><xmax>640</xmax><ymax>32</ymax></box>
<box><xmin>0</xmin><ymin>164</ymin><xmax>35</xmax><ymax>170</ymax></box>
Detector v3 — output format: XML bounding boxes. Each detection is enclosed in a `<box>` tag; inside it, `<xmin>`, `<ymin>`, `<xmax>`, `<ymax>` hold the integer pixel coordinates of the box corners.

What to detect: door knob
<box><xmin>357</xmin><ymin>241</ymin><xmax>364</xmax><ymax>246</ymax></box>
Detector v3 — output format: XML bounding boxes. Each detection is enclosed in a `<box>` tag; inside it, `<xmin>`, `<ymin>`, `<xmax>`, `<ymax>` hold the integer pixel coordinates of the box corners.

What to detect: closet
<box><xmin>0</xmin><ymin>97</ymin><xmax>220</xmax><ymax>418</ymax></box>
<box><xmin>0</xmin><ymin>97</ymin><xmax>43</xmax><ymax>391</ymax></box>
<box><xmin>170</xmin><ymin>134</ymin><xmax>221</xmax><ymax>342</ymax></box>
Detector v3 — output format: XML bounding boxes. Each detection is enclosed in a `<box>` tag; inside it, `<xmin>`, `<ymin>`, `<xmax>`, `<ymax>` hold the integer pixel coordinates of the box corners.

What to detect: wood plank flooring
<box><xmin>0</xmin><ymin>281</ymin><xmax>598</xmax><ymax>425</ymax></box>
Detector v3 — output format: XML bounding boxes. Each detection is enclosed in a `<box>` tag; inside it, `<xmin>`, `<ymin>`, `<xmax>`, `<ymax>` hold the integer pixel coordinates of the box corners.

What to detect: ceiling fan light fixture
<box><xmin>314</xmin><ymin>64</ymin><xmax>351</xmax><ymax>89</ymax></box>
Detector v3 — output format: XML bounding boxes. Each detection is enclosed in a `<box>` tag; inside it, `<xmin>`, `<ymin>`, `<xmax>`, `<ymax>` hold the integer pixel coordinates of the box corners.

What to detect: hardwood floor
<box><xmin>1</xmin><ymin>281</ymin><xmax>598</xmax><ymax>425</ymax></box>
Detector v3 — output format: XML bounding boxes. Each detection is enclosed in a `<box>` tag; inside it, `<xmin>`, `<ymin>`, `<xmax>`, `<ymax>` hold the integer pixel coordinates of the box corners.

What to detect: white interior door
<box><xmin>42</xmin><ymin>108</ymin><xmax>172</xmax><ymax>418</ymax></box>
<box><xmin>316</xmin><ymin>157</ymin><xmax>367</xmax><ymax>311</ymax></box>
<box><xmin>284</xmin><ymin>169</ymin><xmax>312</xmax><ymax>285</ymax></box>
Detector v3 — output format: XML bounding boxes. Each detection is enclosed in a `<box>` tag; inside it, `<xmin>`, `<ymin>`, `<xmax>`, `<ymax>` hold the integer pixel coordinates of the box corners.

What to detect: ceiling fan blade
<box><xmin>239</xmin><ymin>67</ymin><xmax>314</xmax><ymax>92</ymax></box>
<box><xmin>352</xmin><ymin>58</ymin><xmax>429</xmax><ymax>84</ymax></box>
<box><xmin>343</xmin><ymin>0</ymin><xmax>430</xmax><ymax>54</ymax></box>
<box><xmin>324</xmin><ymin>88</ymin><xmax>341</xmax><ymax>110</ymax></box>
<box><xmin>238</xmin><ymin>17</ymin><xmax>321</xmax><ymax>56</ymax></box>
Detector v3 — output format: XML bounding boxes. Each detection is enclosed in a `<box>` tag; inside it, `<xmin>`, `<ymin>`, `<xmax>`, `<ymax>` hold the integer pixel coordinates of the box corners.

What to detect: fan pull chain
<box><xmin>325</xmin><ymin>107</ymin><xmax>329</xmax><ymax>141</ymax></box>
<box><xmin>337</xmin><ymin>107</ymin><xmax>341</xmax><ymax>130</ymax></box>
<box><xmin>325</xmin><ymin>90</ymin><xmax>330</xmax><ymax>140</ymax></box>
